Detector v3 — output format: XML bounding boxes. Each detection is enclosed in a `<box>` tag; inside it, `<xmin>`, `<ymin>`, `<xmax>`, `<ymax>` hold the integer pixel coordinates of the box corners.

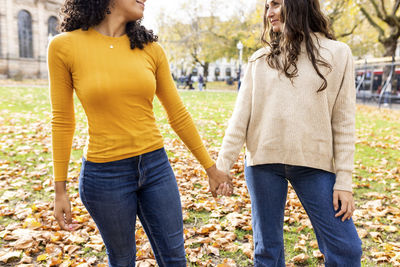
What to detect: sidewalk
<box><xmin>357</xmin><ymin>100</ymin><xmax>400</xmax><ymax>110</ymax></box>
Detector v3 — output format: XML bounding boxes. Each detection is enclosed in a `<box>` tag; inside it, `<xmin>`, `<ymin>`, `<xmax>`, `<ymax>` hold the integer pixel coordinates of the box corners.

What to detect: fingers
<box><xmin>65</xmin><ymin>205</ymin><xmax>72</xmax><ymax>225</ymax></box>
<box><xmin>333</xmin><ymin>191</ymin><xmax>339</xmax><ymax>211</ymax></box>
<box><xmin>54</xmin><ymin>209</ymin><xmax>68</xmax><ymax>231</ymax></box>
<box><xmin>220</xmin><ymin>183</ymin><xmax>233</xmax><ymax>196</ymax></box>
<box><xmin>54</xmin><ymin>195</ymin><xmax>76</xmax><ymax>231</ymax></box>
<box><xmin>334</xmin><ymin>204</ymin><xmax>347</xmax><ymax>219</ymax></box>
<box><xmin>342</xmin><ymin>201</ymin><xmax>354</xmax><ymax>221</ymax></box>
<box><xmin>209</xmin><ymin>184</ymin><xmax>217</xmax><ymax>198</ymax></box>
<box><xmin>210</xmin><ymin>188</ymin><xmax>217</xmax><ymax>198</ymax></box>
<box><xmin>334</xmin><ymin>191</ymin><xmax>355</xmax><ymax>222</ymax></box>
<box><xmin>216</xmin><ymin>182</ymin><xmax>233</xmax><ymax>196</ymax></box>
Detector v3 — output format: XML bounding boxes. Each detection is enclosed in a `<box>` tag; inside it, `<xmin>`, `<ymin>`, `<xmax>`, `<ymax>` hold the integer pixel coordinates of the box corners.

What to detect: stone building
<box><xmin>0</xmin><ymin>0</ymin><xmax>62</xmax><ymax>79</ymax></box>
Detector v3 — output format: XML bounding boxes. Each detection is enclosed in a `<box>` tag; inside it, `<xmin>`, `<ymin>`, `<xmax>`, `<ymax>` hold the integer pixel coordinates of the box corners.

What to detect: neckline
<box><xmin>88</xmin><ymin>27</ymin><xmax>128</xmax><ymax>41</ymax></box>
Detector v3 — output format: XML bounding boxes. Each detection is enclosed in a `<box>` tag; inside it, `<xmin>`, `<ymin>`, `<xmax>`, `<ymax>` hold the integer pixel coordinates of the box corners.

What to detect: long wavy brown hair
<box><xmin>261</xmin><ymin>0</ymin><xmax>335</xmax><ymax>91</ymax></box>
<box><xmin>59</xmin><ymin>0</ymin><xmax>158</xmax><ymax>49</ymax></box>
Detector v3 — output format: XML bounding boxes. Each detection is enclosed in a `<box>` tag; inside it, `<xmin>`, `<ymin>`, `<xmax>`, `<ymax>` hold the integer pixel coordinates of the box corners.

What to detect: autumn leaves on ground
<box><xmin>0</xmin><ymin>86</ymin><xmax>399</xmax><ymax>267</ymax></box>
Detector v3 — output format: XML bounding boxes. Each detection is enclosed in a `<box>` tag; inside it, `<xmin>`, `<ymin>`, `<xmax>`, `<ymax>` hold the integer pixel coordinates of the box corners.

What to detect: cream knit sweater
<box><xmin>216</xmin><ymin>33</ymin><xmax>356</xmax><ymax>192</ymax></box>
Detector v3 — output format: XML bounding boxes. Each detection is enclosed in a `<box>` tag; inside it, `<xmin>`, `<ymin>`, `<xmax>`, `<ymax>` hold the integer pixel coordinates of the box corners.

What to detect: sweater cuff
<box><xmin>190</xmin><ymin>145</ymin><xmax>215</xmax><ymax>170</ymax></box>
<box><xmin>53</xmin><ymin>161</ymin><xmax>69</xmax><ymax>182</ymax></box>
<box><xmin>333</xmin><ymin>171</ymin><xmax>353</xmax><ymax>192</ymax></box>
<box><xmin>216</xmin><ymin>157</ymin><xmax>231</xmax><ymax>174</ymax></box>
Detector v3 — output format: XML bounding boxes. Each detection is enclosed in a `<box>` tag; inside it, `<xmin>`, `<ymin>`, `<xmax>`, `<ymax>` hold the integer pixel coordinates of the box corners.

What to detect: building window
<box><xmin>18</xmin><ymin>10</ymin><xmax>33</xmax><ymax>58</ymax></box>
<box><xmin>48</xmin><ymin>16</ymin><xmax>59</xmax><ymax>37</ymax></box>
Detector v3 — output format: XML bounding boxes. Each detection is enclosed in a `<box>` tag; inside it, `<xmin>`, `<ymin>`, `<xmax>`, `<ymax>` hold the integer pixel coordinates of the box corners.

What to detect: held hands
<box><xmin>206</xmin><ymin>164</ymin><xmax>233</xmax><ymax>198</ymax></box>
<box><xmin>333</xmin><ymin>190</ymin><xmax>356</xmax><ymax>222</ymax></box>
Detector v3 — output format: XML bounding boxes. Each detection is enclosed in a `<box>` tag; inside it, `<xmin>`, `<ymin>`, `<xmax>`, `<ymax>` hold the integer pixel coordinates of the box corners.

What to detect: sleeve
<box><xmin>331</xmin><ymin>45</ymin><xmax>356</xmax><ymax>192</ymax></box>
<box><xmin>154</xmin><ymin>44</ymin><xmax>215</xmax><ymax>169</ymax></box>
<box><xmin>47</xmin><ymin>35</ymin><xmax>76</xmax><ymax>182</ymax></box>
<box><xmin>216</xmin><ymin>61</ymin><xmax>253</xmax><ymax>173</ymax></box>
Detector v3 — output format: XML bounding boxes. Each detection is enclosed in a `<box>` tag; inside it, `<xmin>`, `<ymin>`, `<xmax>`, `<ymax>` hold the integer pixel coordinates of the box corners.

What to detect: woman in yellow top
<box><xmin>48</xmin><ymin>0</ymin><xmax>231</xmax><ymax>266</ymax></box>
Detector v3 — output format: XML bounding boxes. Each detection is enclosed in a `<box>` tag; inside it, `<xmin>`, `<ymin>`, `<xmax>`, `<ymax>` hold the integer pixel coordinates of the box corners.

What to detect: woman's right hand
<box><xmin>54</xmin><ymin>181</ymin><xmax>76</xmax><ymax>231</ymax></box>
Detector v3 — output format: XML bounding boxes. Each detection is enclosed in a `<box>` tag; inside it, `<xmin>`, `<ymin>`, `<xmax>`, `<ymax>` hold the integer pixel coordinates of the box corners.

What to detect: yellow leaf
<box><xmin>31</xmin><ymin>204</ymin><xmax>38</xmax><ymax>212</ymax></box>
<box><xmin>37</xmin><ymin>253</ymin><xmax>48</xmax><ymax>261</ymax></box>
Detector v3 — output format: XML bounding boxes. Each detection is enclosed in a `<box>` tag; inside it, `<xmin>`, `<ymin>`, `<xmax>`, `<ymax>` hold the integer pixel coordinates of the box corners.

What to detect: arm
<box><xmin>331</xmin><ymin>45</ymin><xmax>356</xmax><ymax>221</ymax></box>
<box><xmin>154</xmin><ymin>45</ymin><xmax>214</xmax><ymax>169</ymax></box>
<box><xmin>47</xmin><ymin>35</ymin><xmax>76</xmax><ymax>230</ymax></box>
<box><xmin>216</xmin><ymin>61</ymin><xmax>253</xmax><ymax>174</ymax></box>
<box><xmin>331</xmin><ymin>45</ymin><xmax>356</xmax><ymax>192</ymax></box>
<box><xmin>153</xmin><ymin>45</ymin><xmax>231</xmax><ymax>196</ymax></box>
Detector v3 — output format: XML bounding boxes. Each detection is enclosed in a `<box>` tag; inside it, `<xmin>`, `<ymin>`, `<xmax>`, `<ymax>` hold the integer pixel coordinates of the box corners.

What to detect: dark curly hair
<box><xmin>59</xmin><ymin>0</ymin><xmax>158</xmax><ymax>49</ymax></box>
<box><xmin>261</xmin><ymin>0</ymin><xmax>335</xmax><ymax>92</ymax></box>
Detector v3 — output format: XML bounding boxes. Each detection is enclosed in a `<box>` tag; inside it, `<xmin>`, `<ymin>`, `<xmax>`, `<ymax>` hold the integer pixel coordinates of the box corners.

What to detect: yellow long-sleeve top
<box><xmin>48</xmin><ymin>28</ymin><xmax>214</xmax><ymax>181</ymax></box>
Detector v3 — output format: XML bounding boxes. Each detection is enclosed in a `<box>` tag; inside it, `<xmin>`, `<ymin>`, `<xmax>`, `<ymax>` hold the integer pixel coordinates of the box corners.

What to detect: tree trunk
<box><xmin>381</xmin><ymin>36</ymin><xmax>399</xmax><ymax>94</ymax></box>
<box><xmin>203</xmin><ymin>62</ymin><xmax>209</xmax><ymax>79</ymax></box>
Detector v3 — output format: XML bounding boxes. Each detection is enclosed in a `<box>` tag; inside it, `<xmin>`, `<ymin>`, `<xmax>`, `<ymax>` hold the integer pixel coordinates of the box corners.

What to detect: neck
<box><xmin>94</xmin><ymin>14</ymin><xmax>127</xmax><ymax>37</ymax></box>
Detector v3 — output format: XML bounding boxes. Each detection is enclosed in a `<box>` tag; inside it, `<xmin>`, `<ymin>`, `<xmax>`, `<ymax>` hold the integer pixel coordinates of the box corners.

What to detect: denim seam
<box><xmin>294</xmin><ymin>194</ymin><xmax>328</xmax><ymax>263</ymax></box>
<box><xmin>137</xmin><ymin>200</ymin><xmax>167</xmax><ymax>267</ymax></box>
<box><xmin>80</xmin><ymin>163</ymin><xmax>96</xmax><ymax>219</ymax></box>
<box><xmin>138</xmin><ymin>155</ymin><xmax>144</xmax><ymax>187</ymax></box>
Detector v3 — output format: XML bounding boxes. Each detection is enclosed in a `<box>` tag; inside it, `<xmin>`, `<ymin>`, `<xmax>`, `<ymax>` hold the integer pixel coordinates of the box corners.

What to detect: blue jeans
<box><xmin>245</xmin><ymin>164</ymin><xmax>362</xmax><ymax>267</ymax></box>
<box><xmin>79</xmin><ymin>148</ymin><xmax>186</xmax><ymax>267</ymax></box>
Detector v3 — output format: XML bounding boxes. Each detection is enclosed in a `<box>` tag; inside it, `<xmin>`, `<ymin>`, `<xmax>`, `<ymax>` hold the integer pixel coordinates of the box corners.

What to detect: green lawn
<box><xmin>0</xmin><ymin>86</ymin><xmax>399</xmax><ymax>266</ymax></box>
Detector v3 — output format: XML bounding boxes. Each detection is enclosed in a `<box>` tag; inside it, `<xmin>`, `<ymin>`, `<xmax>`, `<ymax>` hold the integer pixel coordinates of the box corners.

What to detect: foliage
<box><xmin>356</xmin><ymin>0</ymin><xmax>400</xmax><ymax>57</ymax></box>
<box><xmin>1</xmin><ymin>86</ymin><xmax>400</xmax><ymax>266</ymax></box>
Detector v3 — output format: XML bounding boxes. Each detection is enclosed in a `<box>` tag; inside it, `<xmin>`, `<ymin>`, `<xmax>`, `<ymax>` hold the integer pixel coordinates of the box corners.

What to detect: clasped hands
<box><xmin>206</xmin><ymin>164</ymin><xmax>233</xmax><ymax>198</ymax></box>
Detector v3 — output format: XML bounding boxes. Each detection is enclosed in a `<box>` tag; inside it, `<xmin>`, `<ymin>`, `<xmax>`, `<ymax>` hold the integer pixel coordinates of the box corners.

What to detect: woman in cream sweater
<box><xmin>216</xmin><ymin>0</ymin><xmax>362</xmax><ymax>265</ymax></box>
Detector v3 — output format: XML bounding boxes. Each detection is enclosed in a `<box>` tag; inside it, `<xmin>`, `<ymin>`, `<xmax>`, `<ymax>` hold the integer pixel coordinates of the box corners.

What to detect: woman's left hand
<box><xmin>333</xmin><ymin>190</ymin><xmax>355</xmax><ymax>222</ymax></box>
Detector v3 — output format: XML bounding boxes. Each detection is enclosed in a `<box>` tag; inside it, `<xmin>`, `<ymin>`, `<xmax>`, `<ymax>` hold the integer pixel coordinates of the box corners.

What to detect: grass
<box><xmin>1</xmin><ymin>85</ymin><xmax>400</xmax><ymax>266</ymax></box>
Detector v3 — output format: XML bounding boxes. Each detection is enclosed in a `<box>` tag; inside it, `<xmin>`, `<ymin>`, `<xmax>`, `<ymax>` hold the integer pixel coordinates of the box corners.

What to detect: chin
<box><xmin>129</xmin><ymin>14</ymin><xmax>143</xmax><ymax>21</ymax></box>
<box><xmin>272</xmin><ymin>26</ymin><xmax>282</xmax><ymax>33</ymax></box>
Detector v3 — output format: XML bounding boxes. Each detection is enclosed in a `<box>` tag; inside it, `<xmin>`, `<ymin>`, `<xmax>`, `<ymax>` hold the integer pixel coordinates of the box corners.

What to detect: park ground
<box><xmin>0</xmin><ymin>85</ymin><xmax>399</xmax><ymax>266</ymax></box>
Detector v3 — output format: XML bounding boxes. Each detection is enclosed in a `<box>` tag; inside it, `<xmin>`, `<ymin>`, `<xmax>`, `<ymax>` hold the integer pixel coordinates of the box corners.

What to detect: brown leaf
<box><xmin>291</xmin><ymin>253</ymin><xmax>309</xmax><ymax>263</ymax></box>
<box><xmin>309</xmin><ymin>240</ymin><xmax>319</xmax><ymax>249</ymax></box>
<box><xmin>312</xmin><ymin>250</ymin><xmax>324</xmax><ymax>259</ymax></box>
<box><xmin>64</xmin><ymin>245</ymin><xmax>81</xmax><ymax>255</ymax></box>
<box><xmin>0</xmin><ymin>251</ymin><xmax>21</xmax><ymax>263</ymax></box>
<box><xmin>357</xmin><ymin>229</ymin><xmax>368</xmax><ymax>239</ymax></box>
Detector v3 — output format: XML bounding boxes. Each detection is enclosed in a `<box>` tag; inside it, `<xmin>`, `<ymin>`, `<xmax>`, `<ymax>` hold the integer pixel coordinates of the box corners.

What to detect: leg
<box><xmin>287</xmin><ymin>166</ymin><xmax>362</xmax><ymax>267</ymax></box>
<box><xmin>136</xmin><ymin>148</ymin><xmax>186</xmax><ymax>267</ymax></box>
<box><xmin>79</xmin><ymin>157</ymin><xmax>139</xmax><ymax>267</ymax></box>
<box><xmin>245</xmin><ymin>163</ymin><xmax>288</xmax><ymax>267</ymax></box>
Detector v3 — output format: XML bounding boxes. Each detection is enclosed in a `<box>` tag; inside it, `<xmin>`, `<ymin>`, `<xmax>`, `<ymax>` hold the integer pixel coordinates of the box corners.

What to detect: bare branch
<box><xmin>337</xmin><ymin>24</ymin><xmax>358</xmax><ymax>38</ymax></box>
<box><xmin>359</xmin><ymin>5</ymin><xmax>385</xmax><ymax>37</ymax></box>
<box><xmin>380</xmin><ymin>0</ymin><xmax>388</xmax><ymax>17</ymax></box>
<box><xmin>393</xmin><ymin>0</ymin><xmax>400</xmax><ymax>16</ymax></box>
<box><xmin>367</xmin><ymin>0</ymin><xmax>385</xmax><ymax>20</ymax></box>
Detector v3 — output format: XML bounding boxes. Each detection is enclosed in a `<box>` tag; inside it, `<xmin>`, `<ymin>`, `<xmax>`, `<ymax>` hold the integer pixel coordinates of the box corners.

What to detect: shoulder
<box><xmin>142</xmin><ymin>42</ymin><xmax>167</xmax><ymax>66</ymax></box>
<box><xmin>249</xmin><ymin>47</ymin><xmax>269</xmax><ymax>62</ymax></box>
<box><xmin>48</xmin><ymin>32</ymin><xmax>70</xmax><ymax>49</ymax></box>
<box><xmin>48</xmin><ymin>29</ymin><xmax>83</xmax><ymax>52</ymax></box>
<box><xmin>315</xmin><ymin>33</ymin><xmax>352</xmax><ymax>58</ymax></box>
<box><xmin>143</xmin><ymin>42</ymin><xmax>164</xmax><ymax>56</ymax></box>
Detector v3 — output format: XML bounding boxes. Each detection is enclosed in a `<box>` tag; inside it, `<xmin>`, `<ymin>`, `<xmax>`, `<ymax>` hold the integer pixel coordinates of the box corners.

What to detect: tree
<box><xmin>323</xmin><ymin>0</ymin><xmax>359</xmax><ymax>38</ymax></box>
<box><xmin>157</xmin><ymin>1</ymin><xmax>227</xmax><ymax>78</ymax></box>
<box><xmin>357</xmin><ymin>0</ymin><xmax>400</xmax><ymax>58</ymax></box>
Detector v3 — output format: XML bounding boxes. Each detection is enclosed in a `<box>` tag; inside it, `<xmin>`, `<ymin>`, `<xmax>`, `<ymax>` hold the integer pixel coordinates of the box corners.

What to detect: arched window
<box><xmin>48</xmin><ymin>16</ymin><xmax>59</xmax><ymax>37</ymax></box>
<box><xmin>18</xmin><ymin>10</ymin><xmax>33</xmax><ymax>58</ymax></box>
